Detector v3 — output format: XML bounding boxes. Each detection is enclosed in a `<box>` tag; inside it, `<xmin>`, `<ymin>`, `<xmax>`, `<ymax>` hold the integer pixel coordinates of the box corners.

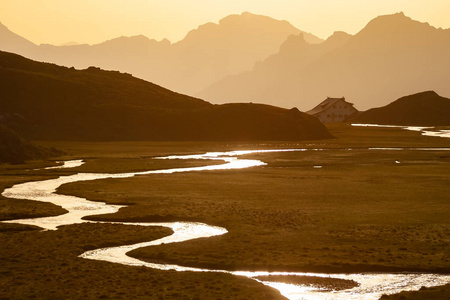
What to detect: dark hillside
<box><xmin>0</xmin><ymin>51</ymin><xmax>331</xmax><ymax>141</ymax></box>
<box><xmin>350</xmin><ymin>91</ymin><xmax>450</xmax><ymax>126</ymax></box>
<box><xmin>178</xmin><ymin>105</ymin><xmax>328</xmax><ymax>141</ymax></box>
<box><xmin>0</xmin><ymin>125</ymin><xmax>62</xmax><ymax>164</ymax></box>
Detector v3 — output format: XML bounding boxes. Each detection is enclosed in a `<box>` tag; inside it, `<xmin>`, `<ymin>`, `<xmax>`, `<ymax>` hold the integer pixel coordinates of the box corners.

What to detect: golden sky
<box><xmin>1</xmin><ymin>0</ymin><xmax>449</xmax><ymax>45</ymax></box>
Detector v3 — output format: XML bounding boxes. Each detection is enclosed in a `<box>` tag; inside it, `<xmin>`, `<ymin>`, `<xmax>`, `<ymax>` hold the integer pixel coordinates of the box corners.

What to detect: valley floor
<box><xmin>1</xmin><ymin>123</ymin><xmax>449</xmax><ymax>299</ymax></box>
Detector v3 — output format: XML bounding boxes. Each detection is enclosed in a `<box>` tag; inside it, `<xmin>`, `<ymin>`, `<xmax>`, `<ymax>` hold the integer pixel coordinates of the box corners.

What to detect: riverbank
<box><xmin>380</xmin><ymin>284</ymin><xmax>450</xmax><ymax>299</ymax></box>
<box><xmin>1</xmin><ymin>123</ymin><xmax>449</xmax><ymax>299</ymax></box>
<box><xmin>1</xmin><ymin>222</ymin><xmax>286</xmax><ymax>299</ymax></box>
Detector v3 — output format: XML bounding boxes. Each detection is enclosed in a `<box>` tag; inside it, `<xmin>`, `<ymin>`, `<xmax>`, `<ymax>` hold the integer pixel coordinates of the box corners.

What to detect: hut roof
<box><xmin>306</xmin><ymin>97</ymin><xmax>354</xmax><ymax>115</ymax></box>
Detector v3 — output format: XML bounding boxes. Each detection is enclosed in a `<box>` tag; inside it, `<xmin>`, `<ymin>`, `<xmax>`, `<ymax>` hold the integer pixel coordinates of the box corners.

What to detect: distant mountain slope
<box><xmin>349</xmin><ymin>91</ymin><xmax>450</xmax><ymax>126</ymax></box>
<box><xmin>198</xmin><ymin>13</ymin><xmax>450</xmax><ymax>111</ymax></box>
<box><xmin>0</xmin><ymin>22</ymin><xmax>37</xmax><ymax>56</ymax></box>
<box><xmin>0</xmin><ymin>12</ymin><xmax>322</xmax><ymax>96</ymax></box>
<box><xmin>0</xmin><ymin>51</ymin><xmax>331</xmax><ymax>141</ymax></box>
<box><xmin>165</xmin><ymin>12</ymin><xmax>321</xmax><ymax>94</ymax></box>
<box><xmin>197</xmin><ymin>31</ymin><xmax>352</xmax><ymax>104</ymax></box>
<box><xmin>176</xmin><ymin>12</ymin><xmax>321</xmax><ymax>74</ymax></box>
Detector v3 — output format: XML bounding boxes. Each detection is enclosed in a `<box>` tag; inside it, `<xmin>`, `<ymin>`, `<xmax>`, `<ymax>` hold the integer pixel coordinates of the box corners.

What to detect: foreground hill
<box><xmin>0</xmin><ymin>12</ymin><xmax>322</xmax><ymax>96</ymax></box>
<box><xmin>0</xmin><ymin>51</ymin><xmax>331</xmax><ymax>141</ymax></box>
<box><xmin>0</xmin><ymin>125</ymin><xmax>62</xmax><ymax>164</ymax></box>
<box><xmin>198</xmin><ymin>12</ymin><xmax>450</xmax><ymax>110</ymax></box>
<box><xmin>350</xmin><ymin>91</ymin><xmax>450</xmax><ymax>126</ymax></box>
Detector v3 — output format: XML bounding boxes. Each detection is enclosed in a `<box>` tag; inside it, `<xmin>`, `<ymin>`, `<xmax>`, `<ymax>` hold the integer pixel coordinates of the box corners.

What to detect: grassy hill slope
<box><xmin>0</xmin><ymin>51</ymin><xmax>331</xmax><ymax>141</ymax></box>
<box><xmin>350</xmin><ymin>91</ymin><xmax>450</xmax><ymax>126</ymax></box>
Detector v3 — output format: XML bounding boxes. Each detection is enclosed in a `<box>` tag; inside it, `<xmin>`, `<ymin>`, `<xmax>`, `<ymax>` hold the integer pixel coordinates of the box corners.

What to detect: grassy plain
<box><xmin>0</xmin><ymin>158</ymin><xmax>285</xmax><ymax>299</ymax></box>
<box><xmin>1</xmin><ymin>124</ymin><xmax>449</xmax><ymax>299</ymax></box>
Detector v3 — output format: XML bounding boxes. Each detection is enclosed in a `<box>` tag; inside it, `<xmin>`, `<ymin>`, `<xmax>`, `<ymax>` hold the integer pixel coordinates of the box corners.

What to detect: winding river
<box><xmin>2</xmin><ymin>148</ymin><xmax>450</xmax><ymax>300</ymax></box>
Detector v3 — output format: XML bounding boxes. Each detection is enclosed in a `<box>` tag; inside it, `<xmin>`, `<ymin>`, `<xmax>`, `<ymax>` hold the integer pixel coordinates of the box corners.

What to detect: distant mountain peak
<box><xmin>328</xmin><ymin>31</ymin><xmax>351</xmax><ymax>39</ymax></box>
<box><xmin>371</xmin><ymin>11</ymin><xmax>411</xmax><ymax>23</ymax></box>
<box><xmin>235</xmin><ymin>11</ymin><xmax>257</xmax><ymax>18</ymax></box>
<box><xmin>279</xmin><ymin>33</ymin><xmax>308</xmax><ymax>53</ymax></box>
<box><xmin>180</xmin><ymin>12</ymin><xmax>322</xmax><ymax>46</ymax></box>
<box><xmin>392</xmin><ymin>11</ymin><xmax>405</xmax><ymax>17</ymax></box>
<box><xmin>98</xmin><ymin>34</ymin><xmax>161</xmax><ymax>47</ymax></box>
<box><xmin>181</xmin><ymin>12</ymin><xmax>300</xmax><ymax>43</ymax></box>
<box><xmin>159</xmin><ymin>38</ymin><xmax>171</xmax><ymax>45</ymax></box>
<box><xmin>361</xmin><ymin>11</ymin><xmax>439</xmax><ymax>34</ymax></box>
<box><xmin>278</xmin><ymin>31</ymin><xmax>351</xmax><ymax>53</ymax></box>
<box><xmin>346</xmin><ymin>11</ymin><xmax>448</xmax><ymax>49</ymax></box>
<box><xmin>364</xmin><ymin>11</ymin><xmax>450</xmax><ymax>34</ymax></box>
<box><xmin>218</xmin><ymin>11</ymin><xmax>294</xmax><ymax>28</ymax></box>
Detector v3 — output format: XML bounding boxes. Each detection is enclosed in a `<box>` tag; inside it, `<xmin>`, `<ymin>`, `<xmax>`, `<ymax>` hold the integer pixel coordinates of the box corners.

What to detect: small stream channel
<box><xmin>2</xmin><ymin>148</ymin><xmax>450</xmax><ymax>300</ymax></box>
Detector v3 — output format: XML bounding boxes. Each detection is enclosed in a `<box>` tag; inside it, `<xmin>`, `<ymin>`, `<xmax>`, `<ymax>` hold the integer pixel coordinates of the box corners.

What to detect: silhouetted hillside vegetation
<box><xmin>350</xmin><ymin>91</ymin><xmax>450</xmax><ymax>126</ymax></box>
<box><xmin>0</xmin><ymin>51</ymin><xmax>331</xmax><ymax>141</ymax></box>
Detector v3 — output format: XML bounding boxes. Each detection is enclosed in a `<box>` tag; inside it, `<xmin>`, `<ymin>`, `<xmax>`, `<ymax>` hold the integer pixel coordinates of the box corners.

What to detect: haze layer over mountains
<box><xmin>199</xmin><ymin>13</ymin><xmax>450</xmax><ymax>110</ymax></box>
<box><xmin>0</xmin><ymin>12</ymin><xmax>321</xmax><ymax>97</ymax></box>
<box><xmin>1</xmin><ymin>12</ymin><xmax>449</xmax><ymax>111</ymax></box>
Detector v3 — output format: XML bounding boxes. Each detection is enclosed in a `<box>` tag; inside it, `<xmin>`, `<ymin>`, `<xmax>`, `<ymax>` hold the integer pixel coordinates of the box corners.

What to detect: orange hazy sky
<box><xmin>1</xmin><ymin>0</ymin><xmax>449</xmax><ymax>45</ymax></box>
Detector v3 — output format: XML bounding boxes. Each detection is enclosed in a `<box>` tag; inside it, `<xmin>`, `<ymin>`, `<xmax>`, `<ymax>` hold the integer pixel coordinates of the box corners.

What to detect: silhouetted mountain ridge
<box><xmin>350</xmin><ymin>91</ymin><xmax>450</xmax><ymax>126</ymax></box>
<box><xmin>0</xmin><ymin>51</ymin><xmax>331</xmax><ymax>141</ymax></box>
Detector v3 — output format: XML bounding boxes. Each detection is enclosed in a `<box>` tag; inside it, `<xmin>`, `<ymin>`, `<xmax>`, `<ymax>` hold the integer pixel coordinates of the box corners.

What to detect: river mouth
<box><xmin>2</xmin><ymin>148</ymin><xmax>450</xmax><ymax>300</ymax></box>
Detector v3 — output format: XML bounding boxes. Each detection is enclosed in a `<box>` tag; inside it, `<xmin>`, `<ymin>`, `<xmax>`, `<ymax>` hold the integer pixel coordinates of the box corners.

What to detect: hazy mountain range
<box><xmin>0</xmin><ymin>12</ymin><xmax>321</xmax><ymax>97</ymax></box>
<box><xmin>1</xmin><ymin>12</ymin><xmax>449</xmax><ymax>112</ymax></box>
<box><xmin>199</xmin><ymin>13</ymin><xmax>450</xmax><ymax>110</ymax></box>
<box><xmin>198</xmin><ymin>31</ymin><xmax>353</xmax><ymax>107</ymax></box>
<box><xmin>0</xmin><ymin>51</ymin><xmax>331</xmax><ymax>141</ymax></box>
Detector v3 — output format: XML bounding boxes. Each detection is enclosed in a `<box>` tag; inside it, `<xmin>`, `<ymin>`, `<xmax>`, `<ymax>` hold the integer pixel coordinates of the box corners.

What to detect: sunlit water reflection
<box><xmin>2</xmin><ymin>149</ymin><xmax>450</xmax><ymax>299</ymax></box>
<box><xmin>352</xmin><ymin>124</ymin><xmax>450</xmax><ymax>138</ymax></box>
<box><xmin>45</xmin><ymin>159</ymin><xmax>85</xmax><ymax>169</ymax></box>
